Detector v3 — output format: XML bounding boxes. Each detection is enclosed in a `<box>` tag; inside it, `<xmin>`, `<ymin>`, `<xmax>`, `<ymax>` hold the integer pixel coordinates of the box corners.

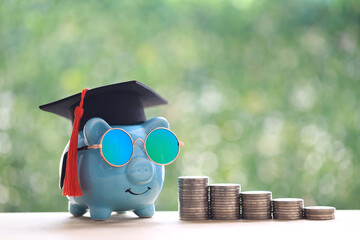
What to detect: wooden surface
<box><xmin>1</xmin><ymin>211</ymin><xmax>358</xmax><ymax>240</ymax></box>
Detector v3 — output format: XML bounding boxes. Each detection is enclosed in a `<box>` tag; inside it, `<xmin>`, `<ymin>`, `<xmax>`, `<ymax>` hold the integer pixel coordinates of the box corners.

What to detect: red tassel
<box><xmin>62</xmin><ymin>88</ymin><xmax>89</xmax><ymax>197</ymax></box>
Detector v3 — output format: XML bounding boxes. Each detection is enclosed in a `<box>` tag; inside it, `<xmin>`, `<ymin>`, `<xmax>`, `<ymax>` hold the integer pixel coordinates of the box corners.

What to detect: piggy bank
<box><xmin>60</xmin><ymin>116</ymin><xmax>170</xmax><ymax>220</ymax></box>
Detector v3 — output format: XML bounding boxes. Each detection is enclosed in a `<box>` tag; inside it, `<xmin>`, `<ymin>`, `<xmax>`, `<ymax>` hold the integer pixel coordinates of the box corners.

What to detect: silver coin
<box><xmin>304</xmin><ymin>206</ymin><xmax>335</xmax><ymax>213</ymax></box>
<box><xmin>273</xmin><ymin>212</ymin><xmax>303</xmax><ymax>217</ymax></box>
<box><xmin>242</xmin><ymin>209</ymin><xmax>271</xmax><ymax>213</ymax></box>
<box><xmin>212</xmin><ymin>216</ymin><xmax>240</xmax><ymax>220</ymax></box>
<box><xmin>211</xmin><ymin>207</ymin><xmax>240</xmax><ymax>212</ymax></box>
<box><xmin>272</xmin><ymin>198</ymin><xmax>304</xmax><ymax>203</ymax></box>
<box><xmin>242</xmin><ymin>213</ymin><xmax>271</xmax><ymax>218</ymax></box>
<box><xmin>210</xmin><ymin>187</ymin><xmax>240</xmax><ymax>191</ymax></box>
<box><xmin>211</xmin><ymin>207</ymin><xmax>239</xmax><ymax>210</ymax></box>
<box><xmin>305</xmin><ymin>214</ymin><xmax>335</xmax><ymax>220</ymax></box>
<box><xmin>210</xmin><ymin>203</ymin><xmax>240</xmax><ymax>207</ymax></box>
<box><xmin>178</xmin><ymin>176</ymin><xmax>209</xmax><ymax>180</ymax></box>
<box><xmin>211</xmin><ymin>212</ymin><xmax>240</xmax><ymax>216</ymax></box>
<box><xmin>211</xmin><ymin>214</ymin><xmax>240</xmax><ymax>218</ymax></box>
<box><xmin>273</xmin><ymin>216</ymin><xmax>303</xmax><ymax>220</ymax></box>
<box><xmin>241</xmin><ymin>191</ymin><xmax>272</xmax><ymax>195</ymax></box>
<box><xmin>272</xmin><ymin>204</ymin><xmax>304</xmax><ymax>209</ymax></box>
<box><xmin>211</xmin><ymin>197</ymin><xmax>239</xmax><ymax>200</ymax></box>
<box><xmin>242</xmin><ymin>203</ymin><xmax>271</xmax><ymax>208</ymax></box>
<box><xmin>242</xmin><ymin>215</ymin><xmax>272</xmax><ymax>220</ymax></box>
<box><xmin>211</xmin><ymin>204</ymin><xmax>240</xmax><ymax>208</ymax></box>
<box><xmin>211</xmin><ymin>195</ymin><xmax>240</xmax><ymax>199</ymax></box>
<box><xmin>241</xmin><ymin>207</ymin><xmax>271</xmax><ymax>212</ymax></box>
<box><xmin>242</xmin><ymin>199</ymin><xmax>272</xmax><ymax>203</ymax></box>
<box><xmin>241</xmin><ymin>194</ymin><xmax>272</xmax><ymax>198</ymax></box>
<box><xmin>211</xmin><ymin>211</ymin><xmax>240</xmax><ymax>216</ymax></box>
<box><xmin>304</xmin><ymin>212</ymin><xmax>335</xmax><ymax>217</ymax></box>
<box><xmin>272</xmin><ymin>204</ymin><xmax>303</xmax><ymax>208</ymax></box>
<box><xmin>273</xmin><ymin>205</ymin><xmax>303</xmax><ymax>209</ymax></box>
<box><xmin>180</xmin><ymin>217</ymin><xmax>209</xmax><ymax>221</ymax></box>
<box><xmin>304</xmin><ymin>213</ymin><xmax>335</xmax><ymax>217</ymax></box>
<box><xmin>179</xmin><ymin>187</ymin><xmax>208</xmax><ymax>191</ymax></box>
<box><xmin>273</xmin><ymin>210</ymin><xmax>303</xmax><ymax>215</ymax></box>
<box><xmin>211</xmin><ymin>209</ymin><xmax>240</xmax><ymax>213</ymax></box>
<box><xmin>209</xmin><ymin>183</ymin><xmax>241</xmax><ymax>187</ymax></box>
<box><xmin>210</xmin><ymin>202</ymin><xmax>240</xmax><ymax>207</ymax></box>
<box><xmin>210</xmin><ymin>192</ymin><xmax>240</xmax><ymax>196</ymax></box>
<box><xmin>210</xmin><ymin>198</ymin><xmax>240</xmax><ymax>202</ymax></box>
<box><xmin>210</xmin><ymin>203</ymin><xmax>239</xmax><ymax>207</ymax></box>
<box><xmin>241</xmin><ymin>207</ymin><xmax>267</xmax><ymax>211</ymax></box>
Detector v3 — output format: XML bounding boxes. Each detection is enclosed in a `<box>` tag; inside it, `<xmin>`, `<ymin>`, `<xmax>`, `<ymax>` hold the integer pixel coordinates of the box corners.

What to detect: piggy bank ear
<box><xmin>143</xmin><ymin>117</ymin><xmax>170</xmax><ymax>133</ymax></box>
<box><xmin>84</xmin><ymin>117</ymin><xmax>111</xmax><ymax>145</ymax></box>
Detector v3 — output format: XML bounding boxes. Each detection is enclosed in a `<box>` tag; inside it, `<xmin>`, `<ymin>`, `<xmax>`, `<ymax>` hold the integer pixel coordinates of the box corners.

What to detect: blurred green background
<box><xmin>0</xmin><ymin>0</ymin><xmax>359</xmax><ymax>212</ymax></box>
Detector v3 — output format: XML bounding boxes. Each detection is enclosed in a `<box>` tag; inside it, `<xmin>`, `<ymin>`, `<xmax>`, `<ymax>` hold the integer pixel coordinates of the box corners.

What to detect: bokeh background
<box><xmin>0</xmin><ymin>0</ymin><xmax>359</xmax><ymax>212</ymax></box>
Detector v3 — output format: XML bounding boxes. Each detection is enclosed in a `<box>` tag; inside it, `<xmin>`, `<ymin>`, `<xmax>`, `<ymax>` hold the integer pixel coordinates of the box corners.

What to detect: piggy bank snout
<box><xmin>126</xmin><ymin>158</ymin><xmax>155</xmax><ymax>185</ymax></box>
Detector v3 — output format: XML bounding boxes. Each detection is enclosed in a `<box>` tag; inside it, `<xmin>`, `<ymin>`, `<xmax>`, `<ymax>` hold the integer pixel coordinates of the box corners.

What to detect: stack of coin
<box><xmin>178</xmin><ymin>176</ymin><xmax>209</xmax><ymax>221</ymax></box>
<box><xmin>209</xmin><ymin>184</ymin><xmax>241</xmax><ymax>220</ymax></box>
<box><xmin>241</xmin><ymin>191</ymin><xmax>272</xmax><ymax>220</ymax></box>
<box><xmin>304</xmin><ymin>206</ymin><xmax>335</xmax><ymax>220</ymax></box>
<box><xmin>272</xmin><ymin>198</ymin><xmax>304</xmax><ymax>220</ymax></box>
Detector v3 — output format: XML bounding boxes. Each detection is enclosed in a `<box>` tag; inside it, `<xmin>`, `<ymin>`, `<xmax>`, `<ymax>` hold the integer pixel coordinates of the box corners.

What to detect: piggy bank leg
<box><xmin>69</xmin><ymin>203</ymin><xmax>87</xmax><ymax>217</ymax></box>
<box><xmin>134</xmin><ymin>204</ymin><xmax>155</xmax><ymax>218</ymax></box>
<box><xmin>89</xmin><ymin>206</ymin><xmax>112</xmax><ymax>220</ymax></box>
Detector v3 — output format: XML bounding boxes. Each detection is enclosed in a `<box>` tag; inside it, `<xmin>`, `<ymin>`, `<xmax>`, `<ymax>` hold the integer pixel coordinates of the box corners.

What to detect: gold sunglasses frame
<box><xmin>87</xmin><ymin>127</ymin><xmax>184</xmax><ymax>167</ymax></box>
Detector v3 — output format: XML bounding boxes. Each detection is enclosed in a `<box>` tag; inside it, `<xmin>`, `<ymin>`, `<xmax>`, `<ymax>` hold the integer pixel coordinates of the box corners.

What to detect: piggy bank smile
<box><xmin>125</xmin><ymin>187</ymin><xmax>151</xmax><ymax>195</ymax></box>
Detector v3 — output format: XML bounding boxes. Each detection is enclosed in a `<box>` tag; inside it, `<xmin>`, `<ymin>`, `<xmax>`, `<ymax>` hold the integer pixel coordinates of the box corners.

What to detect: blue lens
<box><xmin>101</xmin><ymin>129</ymin><xmax>133</xmax><ymax>166</ymax></box>
<box><xmin>145</xmin><ymin>128</ymin><xmax>179</xmax><ymax>165</ymax></box>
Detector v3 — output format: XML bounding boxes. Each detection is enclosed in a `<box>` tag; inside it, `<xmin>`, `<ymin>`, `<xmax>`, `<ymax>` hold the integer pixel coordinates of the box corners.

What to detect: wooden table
<box><xmin>1</xmin><ymin>211</ymin><xmax>358</xmax><ymax>240</ymax></box>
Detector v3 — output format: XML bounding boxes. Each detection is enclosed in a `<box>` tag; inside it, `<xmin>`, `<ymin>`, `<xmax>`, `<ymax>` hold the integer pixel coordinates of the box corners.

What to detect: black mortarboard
<box><xmin>39</xmin><ymin>80</ymin><xmax>167</xmax><ymax>197</ymax></box>
<box><xmin>39</xmin><ymin>80</ymin><xmax>168</xmax><ymax>129</ymax></box>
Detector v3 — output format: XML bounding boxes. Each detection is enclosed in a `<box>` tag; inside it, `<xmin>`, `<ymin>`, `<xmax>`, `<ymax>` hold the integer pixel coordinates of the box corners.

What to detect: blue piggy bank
<box><xmin>60</xmin><ymin>116</ymin><xmax>170</xmax><ymax>220</ymax></box>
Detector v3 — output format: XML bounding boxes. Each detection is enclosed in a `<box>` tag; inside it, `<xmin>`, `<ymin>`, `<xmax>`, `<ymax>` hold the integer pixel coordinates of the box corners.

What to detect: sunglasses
<box><xmin>74</xmin><ymin>127</ymin><xmax>184</xmax><ymax>167</ymax></box>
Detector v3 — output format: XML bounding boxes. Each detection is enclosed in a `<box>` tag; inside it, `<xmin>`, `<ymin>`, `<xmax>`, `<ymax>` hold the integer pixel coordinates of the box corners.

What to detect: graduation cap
<box><xmin>39</xmin><ymin>80</ymin><xmax>167</xmax><ymax>197</ymax></box>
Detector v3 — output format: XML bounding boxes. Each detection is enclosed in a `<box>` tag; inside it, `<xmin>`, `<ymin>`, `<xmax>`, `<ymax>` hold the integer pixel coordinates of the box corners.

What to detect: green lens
<box><xmin>145</xmin><ymin>128</ymin><xmax>179</xmax><ymax>165</ymax></box>
<box><xmin>101</xmin><ymin>129</ymin><xmax>133</xmax><ymax>166</ymax></box>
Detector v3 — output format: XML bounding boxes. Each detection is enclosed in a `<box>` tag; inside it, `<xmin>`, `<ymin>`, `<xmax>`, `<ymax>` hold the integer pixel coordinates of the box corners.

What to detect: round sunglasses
<box><xmin>76</xmin><ymin>127</ymin><xmax>183</xmax><ymax>167</ymax></box>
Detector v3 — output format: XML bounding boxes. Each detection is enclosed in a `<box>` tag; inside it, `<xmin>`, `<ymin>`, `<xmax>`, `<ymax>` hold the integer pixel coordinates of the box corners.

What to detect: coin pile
<box><xmin>304</xmin><ymin>206</ymin><xmax>335</xmax><ymax>220</ymax></box>
<box><xmin>178</xmin><ymin>176</ymin><xmax>209</xmax><ymax>221</ymax></box>
<box><xmin>209</xmin><ymin>184</ymin><xmax>241</xmax><ymax>220</ymax></box>
<box><xmin>272</xmin><ymin>198</ymin><xmax>304</xmax><ymax>220</ymax></box>
<box><xmin>241</xmin><ymin>191</ymin><xmax>272</xmax><ymax>220</ymax></box>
